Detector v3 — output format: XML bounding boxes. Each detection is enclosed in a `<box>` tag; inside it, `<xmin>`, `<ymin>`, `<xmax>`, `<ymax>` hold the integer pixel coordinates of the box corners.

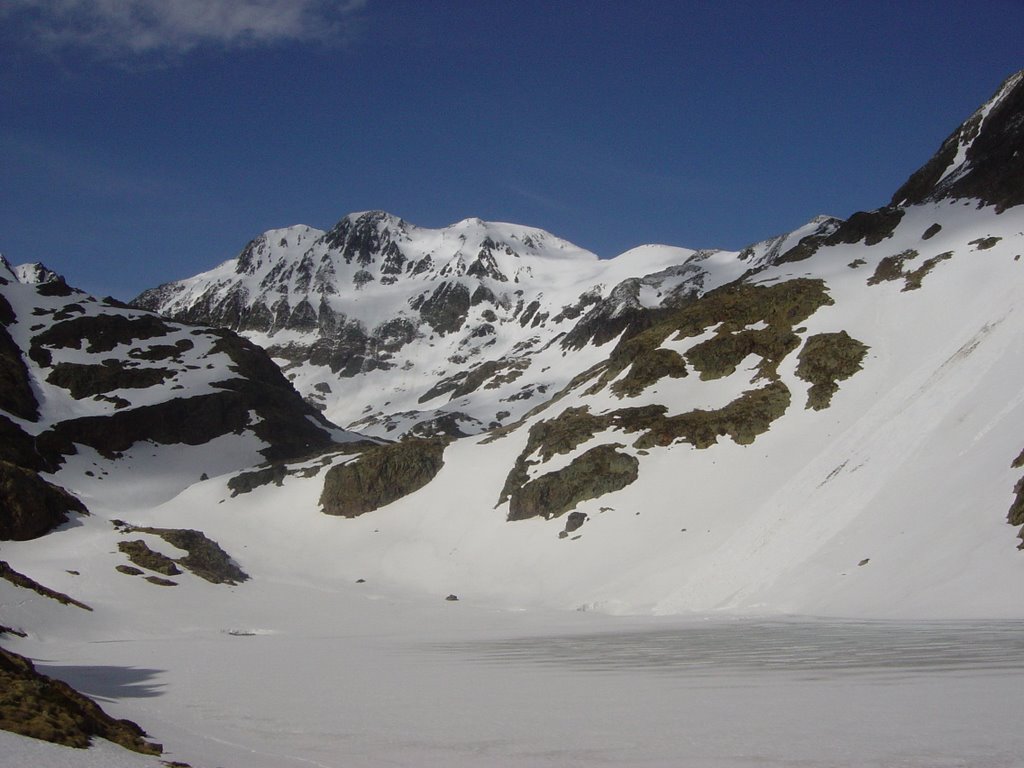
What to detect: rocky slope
<box><xmin>133</xmin><ymin>208</ymin><xmax>841</xmax><ymax>438</ymax></box>
<box><xmin>0</xmin><ymin>253</ymin><xmax>361</xmax><ymax>541</ymax></box>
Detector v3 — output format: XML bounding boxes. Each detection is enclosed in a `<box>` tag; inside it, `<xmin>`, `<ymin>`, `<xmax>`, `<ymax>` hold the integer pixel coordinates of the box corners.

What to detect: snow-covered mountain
<box><xmin>117</xmin><ymin>68</ymin><xmax>1024</xmax><ymax>614</ymax></box>
<box><xmin>133</xmin><ymin>208</ymin><xmax>840</xmax><ymax>438</ymax></box>
<box><xmin>2</xmin><ymin>70</ymin><xmax>1024</xmax><ymax>767</ymax></box>
<box><xmin>0</xmin><ymin>254</ymin><xmax>364</xmax><ymax>534</ymax></box>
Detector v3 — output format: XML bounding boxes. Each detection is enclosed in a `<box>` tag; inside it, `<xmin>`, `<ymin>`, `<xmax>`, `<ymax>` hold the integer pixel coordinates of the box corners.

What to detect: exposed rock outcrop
<box><xmin>320</xmin><ymin>438</ymin><xmax>447</xmax><ymax>517</ymax></box>
<box><xmin>0</xmin><ymin>645</ymin><xmax>161</xmax><ymax>754</ymax></box>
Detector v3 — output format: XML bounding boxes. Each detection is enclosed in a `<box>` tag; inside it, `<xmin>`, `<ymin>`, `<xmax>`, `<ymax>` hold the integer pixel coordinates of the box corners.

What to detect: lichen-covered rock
<box><xmin>498</xmin><ymin>383</ymin><xmax>792</xmax><ymax>515</ymax></box>
<box><xmin>118</xmin><ymin>540</ymin><xmax>182</xmax><ymax>576</ymax></box>
<box><xmin>507</xmin><ymin>444</ymin><xmax>638</xmax><ymax>521</ymax></box>
<box><xmin>591</xmin><ymin>278</ymin><xmax>833</xmax><ymax>394</ymax></box>
<box><xmin>633</xmin><ymin>381</ymin><xmax>792</xmax><ymax>449</ymax></box>
<box><xmin>610</xmin><ymin>347</ymin><xmax>688</xmax><ymax>397</ymax></box>
<box><xmin>320</xmin><ymin>438</ymin><xmax>446</xmax><ymax>517</ymax></box>
<box><xmin>686</xmin><ymin>327</ymin><xmax>798</xmax><ymax>382</ymax></box>
<box><xmin>227</xmin><ymin>464</ymin><xmax>289</xmax><ymax>496</ymax></box>
<box><xmin>0</xmin><ymin>645</ymin><xmax>161</xmax><ymax>754</ymax></box>
<box><xmin>116</xmin><ymin>525</ymin><xmax>249</xmax><ymax>585</ymax></box>
<box><xmin>795</xmin><ymin>332</ymin><xmax>870</xmax><ymax>410</ymax></box>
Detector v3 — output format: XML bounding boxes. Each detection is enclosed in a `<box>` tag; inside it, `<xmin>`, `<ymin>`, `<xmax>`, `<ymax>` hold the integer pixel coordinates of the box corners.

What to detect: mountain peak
<box><xmin>891</xmin><ymin>69</ymin><xmax>1024</xmax><ymax>211</ymax></box>
<box><xmin>5</xmin><ymin>260</ymin><xmax>63</xmax><ymax>286</ymax></box>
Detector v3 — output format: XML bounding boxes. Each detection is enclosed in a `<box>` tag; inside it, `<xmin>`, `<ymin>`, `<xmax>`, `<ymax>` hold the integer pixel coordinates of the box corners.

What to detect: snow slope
<box><xmin>134</xmin><ymin>212</ymin><xmax>836</xmax><ymax>437</ymax></box>
<box><xmin>118</xmin><ymin>200</ymin><xmax>1024</xmax><ymax>620</ymax></box>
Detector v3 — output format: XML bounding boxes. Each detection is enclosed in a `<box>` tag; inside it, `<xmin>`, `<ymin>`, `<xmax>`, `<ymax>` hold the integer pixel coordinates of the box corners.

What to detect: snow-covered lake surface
<box><xmin>6</xmin><ymin>584</ymin><xmax>1023</xmax><ymax>768</ymax></box>
<box><xmin>440</xmin><ymin>617</ymin><xmax>1024</xmax><ymax>679</ymax></box>
<box><xmin>424</xmin><ymin>618</ymin><xmax>1024</xmax><ymax>767</ymax></box>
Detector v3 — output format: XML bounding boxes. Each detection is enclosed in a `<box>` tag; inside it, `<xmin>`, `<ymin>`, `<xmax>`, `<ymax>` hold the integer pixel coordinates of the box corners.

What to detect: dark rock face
<box><xmin>37</xmin><ymin>382</ymin><xmax>331</xmax><ymax>466</ymax></box>
<box><xmin>28</xmin><ymin>314</ymin><xmax>174</xmax><ymax>368</ymax></box>
<box><xmin>13</xmin><ymin>262</ymin><xmax>62</xmax><ymax>286</ymax></box>
<box><xmin>467</xmin><ymin>240</ymin><xmax>509</xmax><ymax>282</ymax></box>
<box><xmin>374</xmin><ymin>317</ymin><xmax>419</xmax><ymax>355</ymax></box>
<box><xmin>0</xmin><ymin>645</ymin><xmax>161</xmax><ymax>754</ymax></box>
<box><xmin>776</xmin><ymin>207</ymin><xmax>906</xmax><ymax>265</ymax></box>
<box><xmin>0</xmin><ymin>301</ymin><xmax>39</xmax><ymax>421</ymax></box>
<box><xmin>268</xmin><ymin>304</ymin><xmax>417</xmax><ymax>378</ymax></box>
<box><xmin>127</xmin><ymin>338</ymin><xmax>194</xmax><ymax>361</ymax></box>
<box><xmin>320</xmin><ymin>438</ymin><xmax>446</xmax><ymax>517</ymax></box>
<box><xmin>300</xmin><ymin>318</ymin><xmax>373</xmax><ymax>376</ymax></box>
<box><xmin>11</xmin><ymin>305</ymin><xmax>339</xmax><ymax>467</ymax></box>
<box><xmin>0</xmin><ymin>416</ymin><xmax>45</xmax><ymax>470</ymax></box>
<box><xmin>892</xmin><ymin>71</ymin><xmax>1024</xmax><ymax>212</ymax></box>
<box><xmin>46</xmin><ymin>361</ymin><xmax>175</xmax><ymax>400</ymax></box>
<box><xmin>417</xmin><ymin>358</ymin><xmax>529</xmax><ymax>404</ymax></box>
<box><xmin>228</xmin><ymin>464</ymin><xmax>289</xmax><ymax>496</ymax></box>
<box><xmin>778</xmin><ymin>72</ymin><xmax>1024</xmax><ymax>268</ymax></box>
<box><xmin>322</xmin><ymin>211</ymin><xmax>404</xmax><ymax>267</ymax></box>
<box><xmin>407</xmin><ymin>412</ymin><xmax>482</xmax><ymax>439</ymax></box>
<box><xmin>35</xmin><ymin>277</ymin><xmax>77</xmax><ymax>297</ymax></box>
<box><xmin>137</xmin><ymin>282</ymin><xmax>265</xmax><ymax>333</ymax></box>
<box><xmin>507</xmin><ymin>444</ymin><xmax>639</xmax><ymax>522</ymax></box>
<box><xmin>0</xmin><ymin>460</ymin><xmax>88</xmax><ymax>541</ymax></box>
<box><xmin>561</xmin><ymin>279</ymin><xmax>658</xmax><ymax>351</ymax></box>
<box><xmin>416</xmin><ymin>281</ymin><xmax>472</xmax><ymax>335</ymax></box>
<box><xmin>565</xmin><ymin>514</ymin><xmax>589</xmax><ymax>536</ymax></box>
<box><xmin>235</xmin><ymin>234</ymin><xmax>267</xmax><ymax>276</ymax></box>
<box><xmin>204</xmin><ymin>331</ymin><xmax>340</xmax><ymax>460</ymax></box>
<box><xmin>0</xmin><ymin>560</ymin><xmax>91</xmax><ymax>610</ymax></box>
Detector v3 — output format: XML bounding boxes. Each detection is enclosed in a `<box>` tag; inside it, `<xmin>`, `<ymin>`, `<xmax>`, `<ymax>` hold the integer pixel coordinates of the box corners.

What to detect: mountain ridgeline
<box><xmin>125</xmin><ymin>70</ymin><xmax>1024</xmax><ymax>549</ymax></box>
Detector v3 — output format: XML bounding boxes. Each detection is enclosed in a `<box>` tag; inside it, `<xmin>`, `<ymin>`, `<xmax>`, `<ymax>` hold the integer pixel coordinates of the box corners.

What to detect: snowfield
<box><xmin>3</xmin><ymin>547</ymin><xmax>1024</xmax><ymax>768</ymax></box>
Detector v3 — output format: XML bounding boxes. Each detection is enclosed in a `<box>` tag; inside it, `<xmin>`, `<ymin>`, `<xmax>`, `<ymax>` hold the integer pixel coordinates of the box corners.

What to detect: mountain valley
<box><xmin>2</xmin><ymin>70</ymin><xmax>1024</xmax><ymax>767</ymax></box>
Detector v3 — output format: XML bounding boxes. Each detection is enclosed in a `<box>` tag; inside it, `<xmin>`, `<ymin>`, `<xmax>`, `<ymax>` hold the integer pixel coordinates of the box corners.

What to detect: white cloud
<box><xmin>2</xmin><ymin>0</ymin><xmax>367</xmax><ymax>57</ymax></box>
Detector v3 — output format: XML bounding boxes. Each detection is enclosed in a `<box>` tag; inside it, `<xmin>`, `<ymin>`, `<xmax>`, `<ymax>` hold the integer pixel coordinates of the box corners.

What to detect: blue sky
<box><xmin>1</xmin><ymin>1</ymin><xmax>1022</xmax><ymax>299</ymax></box>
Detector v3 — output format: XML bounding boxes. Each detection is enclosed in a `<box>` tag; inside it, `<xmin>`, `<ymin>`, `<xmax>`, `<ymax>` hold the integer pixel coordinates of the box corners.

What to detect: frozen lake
<box><xmin>422</xmin><ymin>618</ymin><xmax>1024</xmax><ymax>768</ymax></box>
<box><xmin>9</xmin><ymin>585</ymin><xmax>1024</xmax><ymax>768</ymax></box>
<box><xmin>437</xmin><ymin>617</ymin><xmax>1024</xmax><ymax>680</ymax></box>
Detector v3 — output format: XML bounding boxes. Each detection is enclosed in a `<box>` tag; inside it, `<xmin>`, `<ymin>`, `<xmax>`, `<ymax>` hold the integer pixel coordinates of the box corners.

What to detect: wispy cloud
<box><xmin>503</xmin><ymin>183</ymin><xmax>578</xmax><ymax>215</ymax></box>
<box><xmin>1</xmin><ymin>0</ymin><xmax>367</xmax><ymax>59</ymax></box>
